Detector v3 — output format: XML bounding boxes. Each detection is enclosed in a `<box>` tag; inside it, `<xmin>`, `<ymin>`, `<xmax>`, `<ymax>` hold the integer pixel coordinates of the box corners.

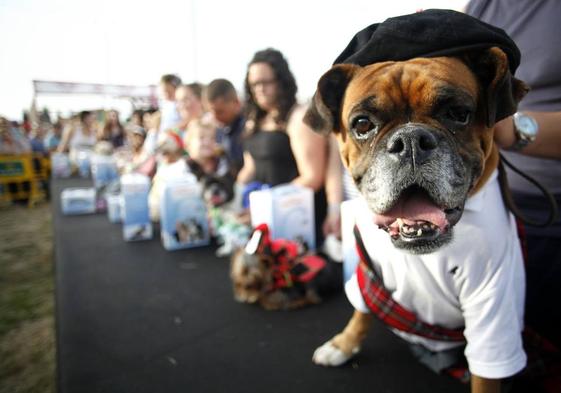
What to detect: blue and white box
<box><xmin>160</xmin><ymin>175</ymin><xmax>210</xmax><ymax>250</ymax></box>
<box><xmin>74</xmin><ymin>149</ymin><xmax>92</xmax><ymax>178</ymax></box>
<box><xmin>91</xmin><ymin>155</ymin><xmax>119</xmax><ymax>191</ymax></box>
<box><xmin>51</xmin><ymin>153</ymin><xmax>72</xmax><ymax>178</ymax></box>
<box><xmin>249</xmin><ymin>183</ymin><xmax>315</xmax><ymax>250</ymax></box>
<box><xmin>61</xmin><ymin>188</ymin><xmax>96</xmax><ymax>215</ymax></box>
<box><xmin>121</xmin><ymin>173</ymin><xmax>152</xmax><ymax>241</ymax></box>
<box><xmin>106</xmin><ymin>193</ymin><xmax>123</xmax><ymax>223</ymax></box>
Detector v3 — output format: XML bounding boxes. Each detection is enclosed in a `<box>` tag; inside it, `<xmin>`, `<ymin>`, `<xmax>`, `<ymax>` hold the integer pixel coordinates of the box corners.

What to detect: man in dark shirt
<box><xmin>206</xmin><ymin>79</ymin><xmax>245</xmax><ymax>176</ymax></box>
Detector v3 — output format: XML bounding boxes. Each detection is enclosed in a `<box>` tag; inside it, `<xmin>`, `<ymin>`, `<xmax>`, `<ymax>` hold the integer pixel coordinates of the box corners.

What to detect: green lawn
<box><xmin>0</xmin><ymin>203</ymin><xmax>55</xmax><ymax>393</ymax></box>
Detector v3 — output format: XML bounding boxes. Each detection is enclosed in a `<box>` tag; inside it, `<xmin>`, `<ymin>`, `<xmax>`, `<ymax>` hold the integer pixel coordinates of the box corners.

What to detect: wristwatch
<box><xmin>510</xmin><ymin>112</ymin><xmax>539</xmax><ymax>151</ymax></box>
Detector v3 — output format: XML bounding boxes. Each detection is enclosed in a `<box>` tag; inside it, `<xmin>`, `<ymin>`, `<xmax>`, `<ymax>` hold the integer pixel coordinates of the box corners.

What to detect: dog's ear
<box><xmin>465</xmin><ymin>47</ymin><xmax>529</xmax><ymax>127</ymax></box>
<box><xmin>304</xmin><ymin>64</ymin><xmax>360</xmax><ymax>134</ymax></box>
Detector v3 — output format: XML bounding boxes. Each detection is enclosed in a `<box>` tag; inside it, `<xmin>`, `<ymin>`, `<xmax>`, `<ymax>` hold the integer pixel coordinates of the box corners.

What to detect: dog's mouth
<box><xmin>204</xmin><ymin>188</ymin><xmax>226</xmax><ymax>207</ymax></box>
<box><xmin>373</xmin><ymin>185</ymin><xmax>463</xmax><ymax>246</ymax></box>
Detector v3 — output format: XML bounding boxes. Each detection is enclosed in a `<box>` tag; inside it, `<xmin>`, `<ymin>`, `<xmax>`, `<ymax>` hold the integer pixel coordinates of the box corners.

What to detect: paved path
<box><xmin>53</xmin><ymin>178</ymin><xmax>467</xmax><ymax>393</ymax></box>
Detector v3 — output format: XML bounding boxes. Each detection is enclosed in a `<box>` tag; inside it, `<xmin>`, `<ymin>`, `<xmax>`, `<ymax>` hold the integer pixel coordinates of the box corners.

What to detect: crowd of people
<box><xmin>0</xmin><ymin>48</ymin><xmax>342</xmax><ymax>245</ymax></box>
<box><xmin>1</xmin><ymin>34</ymin><xmax>559</xmax><ymax>247</ymax></box>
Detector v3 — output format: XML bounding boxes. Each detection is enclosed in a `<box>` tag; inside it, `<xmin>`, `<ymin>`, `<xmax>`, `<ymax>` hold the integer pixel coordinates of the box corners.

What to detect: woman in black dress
<box><xmin>237</xmin><ymin>48</ymin><xmax>329</xmax><ymax>247</ymax></box>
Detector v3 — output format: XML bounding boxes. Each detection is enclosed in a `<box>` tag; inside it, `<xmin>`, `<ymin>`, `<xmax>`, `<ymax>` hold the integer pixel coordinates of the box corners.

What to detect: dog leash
<box><xmin>498</xmin><ymin>153</ymin><xmax>559</xmax><ymax>227</ymax></box>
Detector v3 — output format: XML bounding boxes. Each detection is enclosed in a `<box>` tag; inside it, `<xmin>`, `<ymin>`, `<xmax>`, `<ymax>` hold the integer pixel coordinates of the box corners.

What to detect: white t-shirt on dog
<box><xmin>343</xmin><ymin>170</ymin><xmax>527</xmax><ymax>379</ymax></box>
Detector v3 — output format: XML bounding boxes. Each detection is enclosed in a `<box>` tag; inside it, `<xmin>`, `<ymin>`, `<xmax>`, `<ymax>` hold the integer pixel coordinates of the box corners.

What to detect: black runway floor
<box><xmin>52</xmin><ymin>178</ymin><xmax>468</xmax><ymax>393</ymax></box>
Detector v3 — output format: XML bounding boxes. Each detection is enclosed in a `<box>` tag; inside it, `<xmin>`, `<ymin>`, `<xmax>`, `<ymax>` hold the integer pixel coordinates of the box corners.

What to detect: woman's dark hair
<box><xmin>100</xmin><ymin>110</ymin><xmax>124</xmax><ymax>144</ymax></box>
<box><xmin>243</xmin><ymin>48</ymin><xmax>297</xmax><ymax>134</ymax></box>
<box><xmin>132</xmin><ymin>109</ymin><xmax>144</xmax><ymax>118</ymax></box>
<box><xmin>79</xmin><ymin>110</ymin><xmax>92</xmax><ymax>123</ymax></box>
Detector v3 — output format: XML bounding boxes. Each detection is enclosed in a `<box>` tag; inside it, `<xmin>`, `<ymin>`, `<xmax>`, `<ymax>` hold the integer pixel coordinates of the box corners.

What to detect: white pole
<box><xmin>190</xmin><ymin>0</ymin><xmax>198</xmax><ymax>80</ymax></box>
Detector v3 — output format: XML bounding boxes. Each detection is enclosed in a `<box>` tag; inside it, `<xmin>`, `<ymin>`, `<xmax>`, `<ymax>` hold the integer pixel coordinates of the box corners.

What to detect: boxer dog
<box><xmin>304</xmin><ymin>10</ymin><xmax>529</xmax><ymax>393</ymax></box>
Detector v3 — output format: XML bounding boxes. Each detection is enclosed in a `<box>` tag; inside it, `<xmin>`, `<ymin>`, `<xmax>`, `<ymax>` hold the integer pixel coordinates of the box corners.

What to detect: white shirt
<box><xmin>159</xmin><ymin>99</ymin><xmax>181</xmax><ymax>133</ymax></box>
<box><xmin>142</xmin><ymin>128</ymin><xmax>159</xmax><ymax>156</ymax></box>
<box><xmin>343</xmin><ymin>171</ymin><xmax>526</xmax><ymax>379</ymax></box>
<box><xmin>69</xmin><ymin>126</ymin><xmax>96</xmax><ymax>150</ymax></box>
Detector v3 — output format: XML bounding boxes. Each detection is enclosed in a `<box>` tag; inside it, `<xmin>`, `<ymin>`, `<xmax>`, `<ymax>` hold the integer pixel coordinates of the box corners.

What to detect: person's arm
<box><xmin>494</xmin><ymin>111</ymin><xmax>561</xmax><ymax>159</ymax></box>
<box><xmin>323</xmin><ymin>134</ymin><xmax>344</xmax><ymax>237</ymax></box>
<box><xmin>287</xmin><ymin>106</ymin><xmax>327</xmax><ymax>191</ymax></box>
<box><xmin>57</xmin><ymin>124</ymin><xmax>74</xmax><ymax>153</ymax></box>
<box><xmin>96</xmin><ymin>125</ymin><xmax>107</xmax><ymax>141</ymax></box>
<box><xmin>236</xmin><ymin>151</ymin><xmax>256</xmax><ymax>184</ymax></box>
<box><xmin>471</xmin><ymin>375</ymin><xmax>501</xmax><ymax>393</ymax></box>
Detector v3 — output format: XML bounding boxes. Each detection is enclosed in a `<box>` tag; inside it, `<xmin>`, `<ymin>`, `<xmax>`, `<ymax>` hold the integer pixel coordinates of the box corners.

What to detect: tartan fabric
<box><xmin>354</xmin><ymin>225</ymin><xmax>466</xmax><ymax>343</ymax></box>
<box><xmin>251</xmin><ymin>224</ymin><xmax>327</xmax><ymax>291</ymax></box>
<box><xmin>520</xmin><ymin>327</ymin><xmax>561</xmax><ymax>392</ymax></box>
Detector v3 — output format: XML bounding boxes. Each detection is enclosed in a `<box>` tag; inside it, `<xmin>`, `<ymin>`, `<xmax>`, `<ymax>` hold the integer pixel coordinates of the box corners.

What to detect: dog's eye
<box><xmin>445</xmin><ymin>107</ymin><xmax>471</xmax><ymax>125</ymax></box>
<box><xmin>351</xmin><ymin>116</ymin><xmax>378</xmax><ymax>139</ymax></box>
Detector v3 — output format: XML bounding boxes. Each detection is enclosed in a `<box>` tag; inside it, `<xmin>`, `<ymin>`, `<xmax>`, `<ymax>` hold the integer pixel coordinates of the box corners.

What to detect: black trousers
<box><xmin>514</xmin><ymin>192</ymin><xmax>561</xmax><ymax>348</ymax></box>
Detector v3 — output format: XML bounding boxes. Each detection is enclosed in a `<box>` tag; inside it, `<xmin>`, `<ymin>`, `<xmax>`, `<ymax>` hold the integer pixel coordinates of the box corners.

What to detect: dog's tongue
<box><xmin>372</xmin><ymin>192</ymin><xmax>448</xmax><ymax>230</ymax></box>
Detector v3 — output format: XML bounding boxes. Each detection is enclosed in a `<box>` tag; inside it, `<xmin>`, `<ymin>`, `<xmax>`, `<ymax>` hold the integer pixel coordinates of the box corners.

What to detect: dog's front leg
<box><xmin>313</xmin><ymin>310</ymin><xmax>372</xmax><ymax>366</ymax></box>
<box><xmin>471</xmin><ymin>375</ymin><xmax>501</xmax><ymax>393</ymax></box>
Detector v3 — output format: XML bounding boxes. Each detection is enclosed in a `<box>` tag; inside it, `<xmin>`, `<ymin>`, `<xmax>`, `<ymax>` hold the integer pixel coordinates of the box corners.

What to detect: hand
<box><xmin>322</xmin><ymin>210</ymin><xmax>342</xmax><ymax>239</ymax></box>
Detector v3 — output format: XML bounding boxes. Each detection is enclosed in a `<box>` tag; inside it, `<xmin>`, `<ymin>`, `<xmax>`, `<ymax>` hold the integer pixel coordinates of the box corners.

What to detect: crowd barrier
<box><xmin>0</xmin><ymin>153</ymin><xmax>50</xmax><ymax>206</ymax></box>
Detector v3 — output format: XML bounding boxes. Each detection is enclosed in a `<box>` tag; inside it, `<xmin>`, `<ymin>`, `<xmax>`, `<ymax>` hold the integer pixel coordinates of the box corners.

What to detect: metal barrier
<box><xmin>0</xmin><ymin>153</ymin><xmax>50</xmax><ymax>206</ymax></box>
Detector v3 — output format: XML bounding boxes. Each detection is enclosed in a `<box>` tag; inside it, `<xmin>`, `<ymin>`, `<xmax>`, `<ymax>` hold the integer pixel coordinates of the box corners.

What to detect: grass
<box><xmin>0</xmin><ymin>203</ymin><xmax>55</xmax><ymax>393</ymax></box>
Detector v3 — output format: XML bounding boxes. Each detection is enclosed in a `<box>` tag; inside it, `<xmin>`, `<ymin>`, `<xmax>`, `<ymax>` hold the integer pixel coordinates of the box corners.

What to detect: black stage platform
<box><xmin>53</xmin><ymin>178</ymin><xmax>468</xmax><ymax>393</ymax></box>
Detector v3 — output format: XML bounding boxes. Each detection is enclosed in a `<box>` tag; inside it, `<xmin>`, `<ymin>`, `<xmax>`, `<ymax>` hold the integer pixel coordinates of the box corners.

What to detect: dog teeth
<box><xmin>398</xmin><ymin>221</ymin><xmax>439</xmax><ymax>238</ymax></box>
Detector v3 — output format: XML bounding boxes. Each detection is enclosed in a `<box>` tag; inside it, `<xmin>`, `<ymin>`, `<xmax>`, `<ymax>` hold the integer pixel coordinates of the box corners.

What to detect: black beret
<box><xmin>334</xmin><ymin>9</ymin><xmax>520</xmax><ymax>74</ymax></box>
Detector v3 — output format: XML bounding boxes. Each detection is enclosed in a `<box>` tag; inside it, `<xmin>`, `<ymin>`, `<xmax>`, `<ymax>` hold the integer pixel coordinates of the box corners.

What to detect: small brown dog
<box><xmin>230</xmin><ymin>224</ymin><xmax>342</xmax><ymax>310</ymax></box>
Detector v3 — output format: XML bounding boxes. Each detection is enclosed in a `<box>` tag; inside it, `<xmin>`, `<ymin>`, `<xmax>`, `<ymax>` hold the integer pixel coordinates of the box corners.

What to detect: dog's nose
<box><xmin>386</xmin><ymin>127</ymin><xmax>438</xmax><ymax>164</ymax></box>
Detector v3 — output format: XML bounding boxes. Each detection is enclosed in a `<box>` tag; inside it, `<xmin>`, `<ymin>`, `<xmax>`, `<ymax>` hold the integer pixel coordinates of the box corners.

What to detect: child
<box><xmin>148</xmin><ymin>130</ymin><xmax>190</xmax><ymax>221</ymax></box>
<box><xmin>184</xmin><ymin>119</ymin><xmax>234</xmax><ymax>207</ymax></box>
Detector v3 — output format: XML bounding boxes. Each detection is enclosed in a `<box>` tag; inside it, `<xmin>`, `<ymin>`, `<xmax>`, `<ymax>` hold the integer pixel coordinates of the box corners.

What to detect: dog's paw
<box><xmin>312</xmin><ymin>340</ymin><xmax>359</xmax><ymax>367</ymax></box>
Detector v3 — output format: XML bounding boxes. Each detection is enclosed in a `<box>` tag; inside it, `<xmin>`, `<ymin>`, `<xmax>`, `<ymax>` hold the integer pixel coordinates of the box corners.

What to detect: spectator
<box><xmin>184</xmin><ymin>120</ymin><xmax>238</xmax><ymax>219</ymax></box>
<box><xmin>0</xmin><ymin>116</ymin><xmax>31</xmax><ymax>154</ymax></box>
<box><xmin>148</xmin><ymin>130</ymin><xmax>189</xmax><ymax>221</ymax></box>
<box><xmin>184</xmin><ymin>119</ymin><xmax>229</xmax><ymax>177</ymax></box>
<box><xmin>140</xmin><ymin>108</ymin><xmax>160</xmax><ymax>156</ymax></box>
<box><xmin>237</xmin><ymin>48</ymin><xmax>328</xmax><ymax>246</ymax></box>
<box><xmin>21</xmin><ymin>111</ymin><xmax>31</xmax><ymax>136</ymax></box>
<box><xmin>175</xmin><ymin>83</ymin><xmax>205</xmax><ymax>134</ymax></box>
<box><xmin>120</xmin><ymin>126</ymin><xmax>149</xmax><ymax>174</ymax></box>
<box><xmin>44</xmin><ymin>120</ymin><xmax>64</xmax><ymax>152</ymax></box>
<box><xmin>29</xmin><ymin>122</ymin><xmax>47</xmax><ymax>154</ymax></box>
<box><xmin>40</xmin><ymin>108</ymin><xmax>51</xmax><ymax>124</ymax></box>
<box><xmin>98</xmin><ymin>109</ymin><xmax>125</xmax><ymax>148</ymax></box>
<box><xmin>129</xmin><ymin>109</ymin><xmax>145</xmax><ymax>129</ymax></box>
<box><xmin>206</xmin><ymin>78</ymin><xmax>245</xmax><ymax>176</ymax></box>
<box><xmin>158</xmin><ymin>74</ymin><xmax>182</xmax><ymax>133</ymax></box>
<box><xmin>466</xmin><ymin>0</ymin><xmax>561</xmax><ymax>349</ymax></box>
<box><xmin>57</xmin><ymin>110</ymin><xmax>97</xmax><ymax>152</ymax></box>
<box><xmin>142</xmin><ymin>75</ymin><xmax>180</xmax><ymax>156</ymax></box>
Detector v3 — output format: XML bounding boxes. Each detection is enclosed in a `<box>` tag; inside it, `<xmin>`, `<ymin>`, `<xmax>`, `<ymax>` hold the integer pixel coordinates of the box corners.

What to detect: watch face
<box><xmin>514</xmin><ymin>113</ymin><xmax>539</xmax><ymax>136</ymax></box>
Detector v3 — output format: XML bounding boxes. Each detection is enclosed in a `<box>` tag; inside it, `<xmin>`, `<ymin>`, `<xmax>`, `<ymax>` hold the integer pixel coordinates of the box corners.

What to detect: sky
<box><xmin>0</xmin><ymin>0</ymin><xmax>466</xmax><ymax>120</ymax></box>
